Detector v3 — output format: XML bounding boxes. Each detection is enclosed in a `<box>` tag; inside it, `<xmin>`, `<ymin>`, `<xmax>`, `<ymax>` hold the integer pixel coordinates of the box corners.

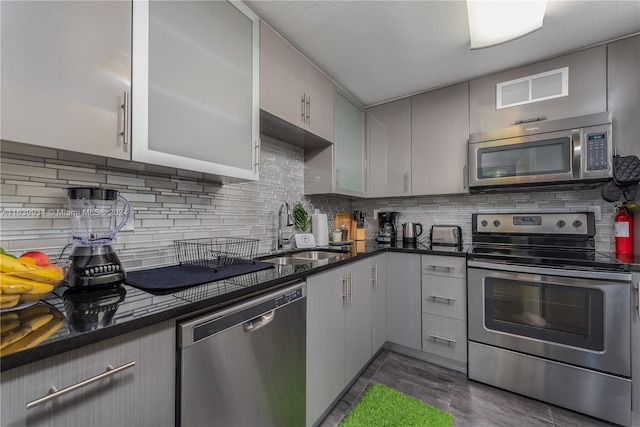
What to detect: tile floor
<box><xmin>319</xmin><ymin>350</ymin><xmax>617</xmax><ymax>427</ymax></box>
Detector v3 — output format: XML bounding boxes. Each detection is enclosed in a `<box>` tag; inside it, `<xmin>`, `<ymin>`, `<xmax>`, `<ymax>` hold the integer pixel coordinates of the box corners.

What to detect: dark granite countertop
<box><xmin>602</xmin><ymin>252</ymin><xmax>640</xmax><ymax>273</ymax></box>
<box><xmin>1</xmin><ymin>240</ymin><xmax>467</xmax><ymax>372</ymax></box>
<box><xmin>5</xmin><ymin>240</ymin><xmax>633</xmax><ymax>372</ymax></box>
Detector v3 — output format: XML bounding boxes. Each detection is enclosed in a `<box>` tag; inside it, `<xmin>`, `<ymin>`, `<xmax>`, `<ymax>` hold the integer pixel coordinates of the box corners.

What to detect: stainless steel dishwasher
<box><xmin>177</xmin><ymin>280</ymin><xmax>306</xmax><ymax>427</ymax></box>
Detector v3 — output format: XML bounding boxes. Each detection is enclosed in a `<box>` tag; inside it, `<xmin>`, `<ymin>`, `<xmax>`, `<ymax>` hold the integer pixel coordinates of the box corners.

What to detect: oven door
<box><xmin>467</xmin><ymin>262</ymin><xmax>631</xmax><ymax>377</ymax></box>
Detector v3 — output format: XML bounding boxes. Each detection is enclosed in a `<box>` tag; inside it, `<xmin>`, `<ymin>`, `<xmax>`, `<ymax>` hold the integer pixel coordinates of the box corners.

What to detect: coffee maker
<box><xmin>67</xmin><ymin>187</ymin><xmax>130</xmax><ymax>288</ymax></box>
<box><xmin>376</xmin><ymin>212</ymin><xmax>398</xmax><ymax>243</ymax></box>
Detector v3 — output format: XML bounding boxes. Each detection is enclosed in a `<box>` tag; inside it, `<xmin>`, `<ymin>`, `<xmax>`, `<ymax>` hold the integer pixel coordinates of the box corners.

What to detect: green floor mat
<box><xmin>340</xmin><ymin>383</ymin><xmax>454</xmax><ymax>427</ymax></box>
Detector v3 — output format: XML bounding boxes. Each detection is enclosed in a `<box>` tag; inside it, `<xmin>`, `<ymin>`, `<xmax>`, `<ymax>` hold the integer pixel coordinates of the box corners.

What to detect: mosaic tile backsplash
<box><xmin>0</xmin><ymin>136</ymin><xmax>619</xmax><ymax>271</ymax></box>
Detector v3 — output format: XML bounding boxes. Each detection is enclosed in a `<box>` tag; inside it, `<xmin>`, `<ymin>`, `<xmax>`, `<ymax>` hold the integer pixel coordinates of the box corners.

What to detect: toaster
<box><xmin>430</xmin><ymin>225</ymin><xmax>462</xmax><ymax>249</ymax></box>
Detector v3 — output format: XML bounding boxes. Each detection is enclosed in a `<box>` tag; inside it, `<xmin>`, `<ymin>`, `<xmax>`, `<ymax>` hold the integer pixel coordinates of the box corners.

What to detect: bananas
<box><xmin>0</xmin><ymin>254</ymin><xmax>64</xmax><ymax>284</ymax></box>
<box><xmin>0</xmin><ymin>254</ymin><xmax>65</xmax><ymax>308</ymax></box>
<box><xmin>1</xmin><ymin>305</ymin><xmax>63</xmax><ymax>355</ymax></box>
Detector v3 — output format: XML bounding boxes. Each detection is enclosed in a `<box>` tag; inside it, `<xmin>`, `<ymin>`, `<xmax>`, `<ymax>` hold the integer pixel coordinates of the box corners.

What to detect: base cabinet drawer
<box><xmin>421</xmin><ymin>255</ymin><xmax>465</xmax><ymax>278</ymax></box>
<box><xmin>422</xmin><ymin>314</ymin><xmax>467</xmax><ymax>363</ymax></box>
<box><xmin>421</xmin><ymin>275</ymin><xmax>466</xmax><ymax>320</ymax></box>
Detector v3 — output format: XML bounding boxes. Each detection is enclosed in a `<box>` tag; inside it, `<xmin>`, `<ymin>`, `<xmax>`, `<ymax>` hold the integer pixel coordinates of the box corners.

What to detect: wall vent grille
<box><xmin>497</xmin><ymin>67</ymin><xmax>568</xmax><ymax>109</ymax></box>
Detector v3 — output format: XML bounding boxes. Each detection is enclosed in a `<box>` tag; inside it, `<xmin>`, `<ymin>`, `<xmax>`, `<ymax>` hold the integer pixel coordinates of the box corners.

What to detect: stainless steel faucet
<box><xmin>277</xmin><ymin>202</ymin><xmax>293</xmax><ymax>250</ymax></box>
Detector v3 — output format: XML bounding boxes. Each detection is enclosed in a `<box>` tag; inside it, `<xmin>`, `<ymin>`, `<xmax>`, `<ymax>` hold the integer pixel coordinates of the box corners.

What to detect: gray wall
<box><xmin>0</xmin><ymin>137</ymin><xmax>621</xmax><ymax>271</ymax></box>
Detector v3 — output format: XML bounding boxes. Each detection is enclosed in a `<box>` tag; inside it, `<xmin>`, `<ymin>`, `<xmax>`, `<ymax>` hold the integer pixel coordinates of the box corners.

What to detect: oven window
<box><xmin>484</xmin><ymin>278</ymin><xmax>605</xmax><ymax>351</ymax></box>
<box><xmin>477</xmin><ymin>137</ymin><xmax>571</xmax><ymax>179</ymax></box>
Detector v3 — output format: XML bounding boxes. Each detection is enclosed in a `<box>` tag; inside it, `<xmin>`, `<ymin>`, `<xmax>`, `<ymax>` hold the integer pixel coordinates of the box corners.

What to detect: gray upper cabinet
<box><xmin>469</xmin><ymin>45</ymin><xmax>607</xmax><ymax>133</ymax></box>
<box><xmin>260</xmin><ymin>21</ymin><xmax>334</xmax><ymax>144</ymax></box>
<box><xmin>132</xmin><ymin>0</ymin><xmax>260</xmax><ymax>181</ymax></box>
<box><xmin>0</xmin><ymin>1</ymin><xmax>131</xmax><ymax>159</ymax></box>
<box><xmin>305</xmin><ymin>91</ymin><xmax>365</xmax><ymax>196</ymax></box>
<box><xmin>607</xmin><ymin>35</ymin><xmax>640</xmax><ymax>157</ymax></box>
<box><xmin>411</xmin><ymin>82</ymin><xmax>469</xmax><ymax>195</ymax></box>
<box><xmin>367</xmin><ymin>98</ymin><xmax>412</xmax><ymax>197</ymax></box>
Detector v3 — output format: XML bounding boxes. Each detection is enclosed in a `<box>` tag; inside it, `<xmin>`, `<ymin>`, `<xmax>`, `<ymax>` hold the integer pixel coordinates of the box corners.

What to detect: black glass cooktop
<box><xmin>468</xmin><ymin>244</ymin><xmax>628</xmax><ymax>272</ymax></box>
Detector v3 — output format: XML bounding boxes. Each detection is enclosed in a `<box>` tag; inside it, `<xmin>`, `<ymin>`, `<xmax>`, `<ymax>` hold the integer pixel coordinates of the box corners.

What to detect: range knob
<box><xmin>556</xmin><ymin>220</ymin><xmax>566</xmax><ymax>228</ymax></box>
<box><xmin>481</xmin><ymin>220</ymin><xmax>488</xmax><ymax>227</ymax></box>
<box><xmin>573</xmin><ymin>220</ymin><xmax>583</xmax><ymax>228</ymax></box>
<box><xmin>493</xmin><ymin>220</ymin><xmax>501</xmax><ymax>227</ymax></box>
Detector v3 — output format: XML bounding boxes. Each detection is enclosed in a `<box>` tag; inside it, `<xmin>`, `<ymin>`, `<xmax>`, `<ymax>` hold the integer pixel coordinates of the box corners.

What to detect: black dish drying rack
<box><xmin>174</xmin><ymin>237</ymin><xmax>259</xmax><ymax>271</ymax></box>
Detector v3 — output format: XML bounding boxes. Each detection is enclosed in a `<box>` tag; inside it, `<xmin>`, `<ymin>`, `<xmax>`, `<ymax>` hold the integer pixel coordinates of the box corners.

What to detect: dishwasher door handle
<box><xmin>243</xmin><ymin>311</ymin><xmax>275</xmax><ymax>332</ymax></box>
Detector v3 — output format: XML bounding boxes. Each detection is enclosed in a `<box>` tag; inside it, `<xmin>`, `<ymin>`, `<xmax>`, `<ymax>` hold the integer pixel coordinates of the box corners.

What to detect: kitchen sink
<box><xmin>260</xmin><ymin>249</ymin><xmax>348</xmax><ymax>266</ymax></box>
<box><xmin>261</xmin><ymin>256</ymin><xmax>314</xmax><ymax>266</ymax></box>
<box><xmin>291</xmin><ymin>250</ymin><xmax>346</xmax><ymax>260</ymax></box>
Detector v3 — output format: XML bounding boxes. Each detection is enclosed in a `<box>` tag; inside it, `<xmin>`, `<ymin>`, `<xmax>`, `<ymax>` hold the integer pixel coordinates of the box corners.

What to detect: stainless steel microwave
<box><xmin>468</xmin><ymin>112</ymin><xmax>612</xmax><ymax>192</ymax></box>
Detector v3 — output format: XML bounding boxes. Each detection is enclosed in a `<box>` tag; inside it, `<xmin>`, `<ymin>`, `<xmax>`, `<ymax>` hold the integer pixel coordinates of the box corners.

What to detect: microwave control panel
<box><xmin>585</xmin><ymin>132</ymin><xmax>608</xmax><ymax>171</ymax></box>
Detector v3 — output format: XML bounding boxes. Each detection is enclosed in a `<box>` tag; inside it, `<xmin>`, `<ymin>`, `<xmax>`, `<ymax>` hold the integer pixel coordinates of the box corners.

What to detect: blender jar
<box><xmin>67</xmin><ymin>187</ymin><xmax>131</xmax><ymax>246</ymax></box>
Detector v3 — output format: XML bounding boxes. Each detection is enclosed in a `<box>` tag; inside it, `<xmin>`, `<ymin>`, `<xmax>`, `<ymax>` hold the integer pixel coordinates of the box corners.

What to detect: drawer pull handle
<box><xmin>429</xmin><ymin>334</ymin><xmax>456</xmax><ymax>345</ymax></box>
<box><xmin>426</xmin><ymin>265</ymin><xmax>453</xmax><ymax>272</ymax></box>
<box><xmin>27</xmin><ymin>361</ymin><xmax>136</xmax><ymax>409</ymax></box>
<box><xmin>428</xmin><ymin>294</ymin><xmax>455</xmax><ymax>303</ymax></box>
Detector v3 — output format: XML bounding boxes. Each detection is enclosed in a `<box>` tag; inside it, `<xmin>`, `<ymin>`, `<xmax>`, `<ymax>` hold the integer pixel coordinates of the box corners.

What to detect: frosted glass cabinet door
<box><xmin>132</xmin><ymin>1</ymin><xmax>260</xmax><ymax>181</ymax></box>
<box><xmin>0</xmin><ymin>1</ymin><xmax>131</xmax><ymax>159</ymax></box>
<box><xmin>335</xmin><ymin>92</ymin><xmax>365</xmax><ymax>196</ymax></box>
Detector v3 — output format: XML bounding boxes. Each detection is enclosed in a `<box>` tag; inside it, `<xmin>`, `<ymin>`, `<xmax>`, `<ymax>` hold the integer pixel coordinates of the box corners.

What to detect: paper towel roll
<box><xmin>311</xmin><ymin>214</ymin><xmax>329</xmax><ymax>246</ymax></box>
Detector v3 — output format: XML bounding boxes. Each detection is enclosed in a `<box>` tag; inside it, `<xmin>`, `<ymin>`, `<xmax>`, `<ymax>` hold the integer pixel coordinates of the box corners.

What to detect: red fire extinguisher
<box><xmin>614</xmin><ymin>204</ymin><xmax>634</xmax><ymax>256</ymax></box>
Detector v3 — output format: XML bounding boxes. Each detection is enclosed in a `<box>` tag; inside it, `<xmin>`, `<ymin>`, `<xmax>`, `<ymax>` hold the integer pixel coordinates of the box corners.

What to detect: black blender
<box><xmin>66</xmin><ymin>187</ymin><xmax>130</xmax><ymax>288</ymax></box>
<box><xmin>376</xmin><ymin>211</ymin><xmax>398</xmax><ymax>243</ymax></box>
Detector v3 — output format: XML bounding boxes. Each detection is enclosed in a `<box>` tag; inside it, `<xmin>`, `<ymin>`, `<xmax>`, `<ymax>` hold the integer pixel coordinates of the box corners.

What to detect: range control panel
<box><xmin>474</xmin><ymin>213</ymin><xmax>592</xmax><ymax>235</ymax></box>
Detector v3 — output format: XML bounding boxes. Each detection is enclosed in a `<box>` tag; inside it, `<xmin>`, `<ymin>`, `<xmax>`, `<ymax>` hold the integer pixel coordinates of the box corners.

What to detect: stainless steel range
<box><xmin>467</xmin><ymin>212</ymin><xmax>633</xmax><ymax>426</ymax></box>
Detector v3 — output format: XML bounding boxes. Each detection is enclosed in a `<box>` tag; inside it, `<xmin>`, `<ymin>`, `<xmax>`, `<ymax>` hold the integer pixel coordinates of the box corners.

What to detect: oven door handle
<box><xmin>467</xmin><ymin>260</ymin><xmax>631</xmax><ymax>282</ymax></box>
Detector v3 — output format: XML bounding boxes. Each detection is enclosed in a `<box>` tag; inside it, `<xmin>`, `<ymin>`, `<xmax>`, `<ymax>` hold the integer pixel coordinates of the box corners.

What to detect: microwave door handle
<box><xmin>571</xmin><ymin>129</ymin><xmax>582</xmax><ymax>179</ymax></box>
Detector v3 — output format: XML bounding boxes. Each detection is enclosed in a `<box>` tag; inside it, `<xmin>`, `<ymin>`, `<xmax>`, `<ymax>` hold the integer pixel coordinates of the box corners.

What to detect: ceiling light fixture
<box><xmin>467</xmin><ymin>0</ymin><xmax>548</xmax><ymax>49</ymax></box>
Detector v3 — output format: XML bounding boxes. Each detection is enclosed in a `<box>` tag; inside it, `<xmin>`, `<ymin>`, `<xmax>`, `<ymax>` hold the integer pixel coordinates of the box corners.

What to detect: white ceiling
<box><xmin>245</xmin><ymin>0</ymin><xmax>640</xmax><ymax>107</ymax></box>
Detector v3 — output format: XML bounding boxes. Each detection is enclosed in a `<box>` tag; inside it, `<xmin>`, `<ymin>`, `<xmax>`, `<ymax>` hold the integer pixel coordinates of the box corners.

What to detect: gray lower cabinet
<box><xmin>371</xmin><ymin>254</ymin><xmax>387</xmax><ymax>353</ymax></box>
<box><xmin>385</xmin><ymin>253</ymin><xmax>422</xmax><ymax>350</ymax></box>
<box><xmin>0</xmin><ymin>320</ymin><xmax>175</xmax><ymax>427</ymax></box>
<box><xmin>306</xmin><ymin>259</ymin><xmax>372</xmax><ymax>426</ymax></box>
<box><xmin>420</xmin><ymin>255</ymin><xmax>467</xmax><ymax>372</ymax></box>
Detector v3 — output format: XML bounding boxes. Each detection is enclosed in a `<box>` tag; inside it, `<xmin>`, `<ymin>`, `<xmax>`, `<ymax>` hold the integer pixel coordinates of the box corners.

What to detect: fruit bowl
<box><xmin>0</xmin><ymin>256</ymin><xmax>69</xmax><ymax>312</ymax></box>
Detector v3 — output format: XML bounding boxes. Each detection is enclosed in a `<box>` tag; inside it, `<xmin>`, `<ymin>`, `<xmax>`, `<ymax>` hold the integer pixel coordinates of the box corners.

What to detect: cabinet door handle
<box><xmin>372</xmin><ymin>262</ymin><xmax>377</xmax><ymax>287</ymax></box>
<box><xmin>342</xmin><ymin>275</ymin><xmax>348</xmax><ymax>303</ymax></box>
<box><xmin>428</xmin><ymin>294</ymin><xmax>455</xmax><ymax>303</ymax></box>
<box><xmin>301</xmin><ymin>94</ymin><xmax>306</xmax><ymax>124</ymax></box>
<box><xmin>26</xmin><ymin>361</ymin><xmax>136</xmax><ymax>409</ymax></box>
<box><xmin>254</xmin><ymin>139</ymin><xmax>261</xmax><ymax>173</ymax></box>
<box><xmin>403</xmin><ymin>172</ymin><xmax>409</xmax><ymax>194</ymax></box>
<box><xmin>426</xmin><ymin>265</ymin><xmax>453</xmax><ymax>272</ymax></box>
<box><xmin>306</xmin><ymin>95</ymin><xmax>311</xmax><ymax>125</ymax></box>
<box><xmin>348</xmin><ymin>272</ymin><xmax>352</xmax><ymax>304</ymax></box>
<box><xmin>463</xmin><ymin>164</ymin><xmax>468</xmax><ymax>190</ymax></box>
<box><xmin>635</xmin><ymin>281</ymin><xmax>639</xmax><ymax>317</ymax></box>
<box><xmin>120</xmin><ymin>92</ymin><xmax>129</xmax><ymax>146</ymax></box>
<box><xmin>429</xmin><ymin>334</ymin><xmax>456</xmax><ymax>345</ymax></box>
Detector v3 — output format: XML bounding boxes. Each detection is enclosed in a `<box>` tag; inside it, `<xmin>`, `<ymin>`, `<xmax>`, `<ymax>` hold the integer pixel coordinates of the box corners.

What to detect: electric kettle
<box><xmin>402</xmin><ymin>222</ymin><xmax>423</xmax><ymax>244</ymax></box>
